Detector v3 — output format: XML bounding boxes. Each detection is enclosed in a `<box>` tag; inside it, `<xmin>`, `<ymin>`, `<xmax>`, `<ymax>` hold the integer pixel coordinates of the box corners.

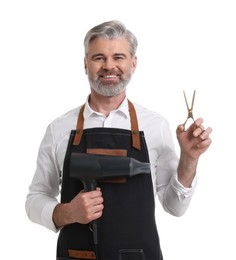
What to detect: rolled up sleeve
<box><xmin>25</xmin><ymin>124</ymin><xmax>61</xmax><ymax>232</ymax></box>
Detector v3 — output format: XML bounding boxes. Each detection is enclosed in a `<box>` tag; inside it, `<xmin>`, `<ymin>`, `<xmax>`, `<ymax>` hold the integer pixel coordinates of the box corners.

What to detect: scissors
<box><xmin>182</xmin><ymin>90</ymin><xmax>196</xmax><ymax>129</ymax></box>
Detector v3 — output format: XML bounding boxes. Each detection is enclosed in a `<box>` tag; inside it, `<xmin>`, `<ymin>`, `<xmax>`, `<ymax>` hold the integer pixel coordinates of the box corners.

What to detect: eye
<box><xmin>92</xmin><ymin>54</ymin><xmax>106</xmax><ymax>61</ymax></box>
<box><xmin>114</xmin><ymin>55</ymin><xmax>125</xmax><ymax>60</ymax></box>
<box><xmin>93</xmin><ymin>56</ymin><xmax>105</xmax><ymax>61</ymax></box>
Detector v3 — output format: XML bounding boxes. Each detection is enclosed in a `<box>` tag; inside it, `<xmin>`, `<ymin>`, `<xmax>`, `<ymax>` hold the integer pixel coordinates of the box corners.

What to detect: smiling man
<box><xmin>85</xmin><ymin>37</ymin><xmax>136</xmax><ymax>100</ymax></box>
<box><xmin>26</xmin><ymin>20</ymin><xmax>212</xmax><ymax>260</ymax></box>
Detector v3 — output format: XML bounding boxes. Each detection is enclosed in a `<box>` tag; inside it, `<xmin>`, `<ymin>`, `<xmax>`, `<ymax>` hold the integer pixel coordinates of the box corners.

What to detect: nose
<box><xmin>102</xmin><ymin>58</ymin><xmax>116</xmax><ymax>70</ymax></box>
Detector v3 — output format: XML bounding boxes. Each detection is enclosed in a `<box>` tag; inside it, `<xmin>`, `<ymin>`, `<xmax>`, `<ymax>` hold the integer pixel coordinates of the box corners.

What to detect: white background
<box><xmin>1</xmin><ymin>0</ymin><xmax>236</xmax><ymax>259</ymax></box>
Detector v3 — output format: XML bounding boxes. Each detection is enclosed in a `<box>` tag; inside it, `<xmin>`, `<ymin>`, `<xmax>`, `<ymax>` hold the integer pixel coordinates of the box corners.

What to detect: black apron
<box><xmin>57</xmin><ymin>100</ymin><xmax>163</xmax><ymax>260</ymax></box>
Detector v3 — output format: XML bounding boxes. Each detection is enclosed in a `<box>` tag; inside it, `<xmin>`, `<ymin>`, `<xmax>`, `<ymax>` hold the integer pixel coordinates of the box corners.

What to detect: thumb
<box><xmin>176</xmin><ymin>124</ymin><xmax>185</xmax><ymax>134</ymax></box>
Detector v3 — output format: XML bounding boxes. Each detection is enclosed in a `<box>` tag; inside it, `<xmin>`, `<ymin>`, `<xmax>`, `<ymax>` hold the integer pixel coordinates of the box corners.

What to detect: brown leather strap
<box><xmin>128</xmin><ymin>99</ymin><xmax>141</xmax><ymax>150</ymax></box>
<box><xmin>68</xmin><ymin>249</ymin><xmax>96</xmax><ymax>259</ymax></box>
<box><xmin>73</xmin><ymin>104</ymin><xmax>85</xmax><ymax>145</ymax></box>
<box><xmin>73</xmin><ymin>100</ymin><xmax>141</xmax><ymax>150</ymax></box>
<box><xmin>86</xmin><ymin>148</ymin><xmax>128</xmax><ymax>157</ymax></box>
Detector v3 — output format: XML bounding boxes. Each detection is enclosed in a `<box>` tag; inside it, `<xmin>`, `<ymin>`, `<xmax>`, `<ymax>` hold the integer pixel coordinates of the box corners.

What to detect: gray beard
<box><xmin>89</xmin><ymin>78</ymin><xmax>130</xmax><ymax>97</ymax></box>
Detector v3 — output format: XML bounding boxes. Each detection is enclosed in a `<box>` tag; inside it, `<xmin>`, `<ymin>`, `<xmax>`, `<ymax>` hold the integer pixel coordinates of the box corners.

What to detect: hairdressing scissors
<box><xmin>182</xmin><ymin>90</ymin><xmax>196</xmax><ymax>129</ymax></box>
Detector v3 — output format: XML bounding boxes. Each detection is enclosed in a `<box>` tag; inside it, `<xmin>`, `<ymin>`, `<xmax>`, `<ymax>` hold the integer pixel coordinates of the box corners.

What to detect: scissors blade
<box><xmin>182</xmin><ymin>90</ymin><xmax>196</xmax><ymax>128</ymax></box>
<box><xmin>183</xmin><ymin>91</ymin><xmax>190</xmax><ymax>110</ymax></box>
<box><xmin>190</xmin><ymin>90</ymin><xmax>196</xmax><ymax>110</ymax></box>
<box><xmin>183</xmin><ymin>90</ymin><xmax>196</xmax><ymax>111</ymax></box>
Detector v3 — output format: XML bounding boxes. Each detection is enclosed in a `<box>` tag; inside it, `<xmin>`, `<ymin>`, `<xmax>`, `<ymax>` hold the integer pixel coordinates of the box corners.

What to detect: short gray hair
<box><xmin>84</xmin><ymin>20</ymin><xmax>138</xmax><ymax>57</ymax></box>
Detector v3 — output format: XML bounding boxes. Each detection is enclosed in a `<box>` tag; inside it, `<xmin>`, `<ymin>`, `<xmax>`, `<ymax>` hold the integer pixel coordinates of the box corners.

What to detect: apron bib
<box><xmin>57</xmin><ymin>101</ymin><xmax>163</xmax><ymax>260</ymax></box>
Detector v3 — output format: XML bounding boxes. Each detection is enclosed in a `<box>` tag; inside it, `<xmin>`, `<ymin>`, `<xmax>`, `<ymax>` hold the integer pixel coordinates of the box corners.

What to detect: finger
<box><xmin>93</xmin><ymin>203</ymin><xmax>104</xmax><ymax>213</ymax></box>
<box><xmin>193</xmin><ymin>126</ymin><xmax>204</xmax><ymax>137</ymax></box>
<box><xmin>193</xmin><ymin>126</ymin><xmax>212</xmax><ymax>141</ymax></box>
<box><xmin>91</xmin><ymin>210</ymin><xmax>103</xmax><ymax>221</ymax></box>
<box><xmin>89</xmin><ymin>202</ymin><xmax>104</xmax><ymax>221</ymax></box>
<box><xmin>82</xmin><ymin>190</ymin><xmax>102</xmax><ymax>199</ymax></box>
<box><xmin>197</xmin><ymin>137</ymin><xmax>212</xmax><ymax>148</ymax></box>
<box><xmin>176</xmin><ymin>124</ymin><xmax>185</xmax><ymax>133</ymax></box>
<box><xmin>194</xmin><ymin>118</ymin><xmax>204</xmax><ymax>127</ymax></box>
<box><xmin>199</xmin><ymin>127</ymin><xmax>213</xmax><ymax>140</ymax></box>
<box><xmin>92</xmin><ymin>196</ymin><xmax>104</xmax><ymax>206</ymax></box>
<box><xmin>192</xmin><ymin>119</ymin><xmax>207</xmax><ymax>137</ymax></box>
<box><xmin>85</xmin><ymin>197</ymin><xmax>104</xmax><ymax>216</ymax></box>
<box><xmin>79</xmin><ymin>187</ymin><xmax>101</xmax><ymax>195</ymax></box>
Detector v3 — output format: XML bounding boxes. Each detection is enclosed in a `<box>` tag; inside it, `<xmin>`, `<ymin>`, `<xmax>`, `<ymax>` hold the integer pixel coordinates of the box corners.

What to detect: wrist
<box><xmin>177</xmin><ymin>154</ymin><xmax>198</xmax><ymax>187</ymax></box>
<box><xmin>52</xmin><ymin>203</ymin><xmax>70</xmax><ymax>228</ymax></box>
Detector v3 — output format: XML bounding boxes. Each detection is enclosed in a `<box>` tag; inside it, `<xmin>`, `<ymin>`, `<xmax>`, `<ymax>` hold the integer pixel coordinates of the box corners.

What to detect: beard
<box><xmin>89</xmin><ymin>69</ymin><xmax>132</xmax><ymax>97</ymax></box>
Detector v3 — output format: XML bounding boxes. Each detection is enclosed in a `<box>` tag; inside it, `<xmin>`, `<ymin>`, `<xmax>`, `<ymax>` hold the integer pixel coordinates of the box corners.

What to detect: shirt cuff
<box><xmin>41</xmin><ymin>200</ymin><xmax>60</xmax><ymax>233</ymax></box>
<box><xmin>171</xmin><ymin>174</ymin><xmax>197</xmax><ymax>199</ymax></box>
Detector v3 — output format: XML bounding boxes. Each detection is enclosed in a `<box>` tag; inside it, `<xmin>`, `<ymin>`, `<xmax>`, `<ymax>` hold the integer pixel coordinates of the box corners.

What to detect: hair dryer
<box><xmin>69</xmin><ymin>153</ymin><xmax>151</xmax><ymax>191</ymax></box>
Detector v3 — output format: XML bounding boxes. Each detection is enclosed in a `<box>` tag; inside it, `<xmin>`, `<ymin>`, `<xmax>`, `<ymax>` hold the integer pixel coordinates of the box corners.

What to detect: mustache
<box><xmin>98</xmin><ymin>69</ymin><xmax>121</xmax><ymax>76</ymax></box>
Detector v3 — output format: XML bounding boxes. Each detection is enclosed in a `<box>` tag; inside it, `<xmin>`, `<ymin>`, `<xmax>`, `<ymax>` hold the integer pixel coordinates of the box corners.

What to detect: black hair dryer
<box><xmin>69</xmin><ymin>153</ymin><xmax>151</xmax><ymax>191</ymax></box>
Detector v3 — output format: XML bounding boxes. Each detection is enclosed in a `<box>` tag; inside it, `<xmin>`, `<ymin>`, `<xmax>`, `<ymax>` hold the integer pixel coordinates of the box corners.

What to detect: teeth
<box><xmin>103</xmin><ymin>75</ymin><xmax>117</xmax><ymax>78</ymax></box>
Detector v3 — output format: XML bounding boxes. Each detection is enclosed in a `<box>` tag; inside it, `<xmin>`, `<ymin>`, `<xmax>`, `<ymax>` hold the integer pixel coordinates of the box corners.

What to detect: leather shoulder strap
<box><xmin>73</xmin><ymin>104</ymin><xmax>85</xmax><ymax>145</ymax></box>
<box><xmin>127</xmin><ymin>99</ymin><xmax>141</xmax><ymax>150</ymax></box>
<box><xmin>73</xmin><ymin>101</ymin><xmax>141</xmax><ymax>150</ymax></box>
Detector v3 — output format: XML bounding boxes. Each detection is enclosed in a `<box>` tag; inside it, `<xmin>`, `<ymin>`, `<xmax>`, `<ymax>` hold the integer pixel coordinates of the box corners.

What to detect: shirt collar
<box><xmin>84</xmin><ymin>95</ymin><xmax>129</xmax><ymax>119</ymax></box>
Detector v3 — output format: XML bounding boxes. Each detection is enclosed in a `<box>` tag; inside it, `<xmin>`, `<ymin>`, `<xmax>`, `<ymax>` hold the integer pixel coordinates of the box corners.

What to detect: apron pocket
<box><xmin>119</xmin><ymin>249</ymin><xmax>146</xmax><ymax>260</ymax></box>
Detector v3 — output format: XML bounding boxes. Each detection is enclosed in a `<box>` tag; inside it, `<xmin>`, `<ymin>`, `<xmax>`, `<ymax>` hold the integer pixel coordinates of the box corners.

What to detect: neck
<box><xmin>89</xmin><ymin>90</ymin><xmax>126</xmax><ymax>116</ymax></box>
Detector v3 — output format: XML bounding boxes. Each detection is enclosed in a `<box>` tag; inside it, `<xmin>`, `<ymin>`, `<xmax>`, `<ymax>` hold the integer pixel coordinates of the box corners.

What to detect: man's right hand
<box><xmin>53</xmin><ymin>188</ymin><xmax>104</xmax><ymax>228</ymax></box>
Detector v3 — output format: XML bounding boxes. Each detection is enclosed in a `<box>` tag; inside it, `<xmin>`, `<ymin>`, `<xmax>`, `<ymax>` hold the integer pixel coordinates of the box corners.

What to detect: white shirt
<box><xmin>25</xmin><ymin>97</ymin><xmax>196</xmax><ymax>232</ymax></box>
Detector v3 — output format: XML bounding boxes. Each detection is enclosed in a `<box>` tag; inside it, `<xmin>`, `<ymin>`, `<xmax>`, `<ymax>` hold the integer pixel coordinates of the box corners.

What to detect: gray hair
<box><xmin>84</xmin><ymin>20</ymin><xmax>138</xmax><ymax>57</ymax></box>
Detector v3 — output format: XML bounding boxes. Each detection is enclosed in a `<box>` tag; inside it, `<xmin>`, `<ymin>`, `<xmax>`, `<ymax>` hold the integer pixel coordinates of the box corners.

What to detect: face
<box><xmin>84</xmin><ymin>37</ymin><xmax>137</xmax><ymax>97</ymax></box>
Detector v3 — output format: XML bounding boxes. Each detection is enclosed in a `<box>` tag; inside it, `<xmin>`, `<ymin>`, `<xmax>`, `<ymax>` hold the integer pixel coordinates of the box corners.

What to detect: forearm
<box><xmin>53</xmin><ymin>203</ymin><xmax>74</xmax><ymax>228</ymax></box>
<box><xmin>177</xmin><ymin>153</ymin><xmax>198</xmax><ymax>187</ymax></box>
<box><xmin>176</xmin><ymin>118</ymin><xmax>212</xmax><ymax>187</ymax></box>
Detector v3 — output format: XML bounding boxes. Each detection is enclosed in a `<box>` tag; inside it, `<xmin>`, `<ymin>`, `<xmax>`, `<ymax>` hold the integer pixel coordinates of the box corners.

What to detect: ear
<box><xmin>131</xmin><ymin>56</ymin><xmax>137</xmax><ymax>73</ymax></box>
<box><xmin>84</xmin><ymin>57</ymin><xmax>88</xmax><ymax>74</ymax></box>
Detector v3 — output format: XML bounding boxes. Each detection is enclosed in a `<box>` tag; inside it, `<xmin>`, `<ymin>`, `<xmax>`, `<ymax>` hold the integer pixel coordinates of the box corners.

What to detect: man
<box><xmin>25</xmin><ymin>20</ymin><xmax>212</xmax><ymax>260</ymax></box>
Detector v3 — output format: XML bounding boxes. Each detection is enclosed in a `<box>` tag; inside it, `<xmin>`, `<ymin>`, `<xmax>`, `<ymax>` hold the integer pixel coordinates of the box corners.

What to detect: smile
<box><xmin>101</xmin><ymin>75</ymin><xmax>118</xmax><ymax>78</ymax></box>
